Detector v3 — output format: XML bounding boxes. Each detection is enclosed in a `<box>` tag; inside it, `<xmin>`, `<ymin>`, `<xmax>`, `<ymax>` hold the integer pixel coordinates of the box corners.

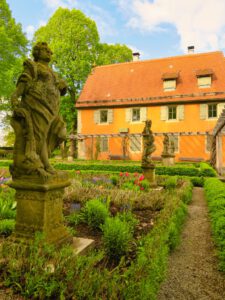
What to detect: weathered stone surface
<box><xmin>10</xmin><ymin>42</ymin><xmax>67</xmax><ymax>181</ymax></box>
<box><xmin>141</xmin><ymin>120</ymin><xmax>156</xmax><ymax>168</ymax></box>
<box><xmin>8</xmin><ymin>172</ymin><xmax>72</xmax><ymax>246</ymax></box>
<box><xmin>72</xmin><ymin>237</ymin><xmax>95</xmax><ymax>255</ymax></box>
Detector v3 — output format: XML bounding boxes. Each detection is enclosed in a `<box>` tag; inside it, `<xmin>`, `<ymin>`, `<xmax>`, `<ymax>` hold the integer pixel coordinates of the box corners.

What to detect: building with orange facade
<box><xmin>75</xmin><ymin>49</ymin><xmax>225</xmax><ymax>162</ymax></box>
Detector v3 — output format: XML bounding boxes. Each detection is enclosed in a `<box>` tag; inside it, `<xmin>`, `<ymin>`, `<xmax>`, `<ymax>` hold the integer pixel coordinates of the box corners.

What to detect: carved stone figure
<box><xmin>162</xmin><ymin>134</ymin><xmax>170</xmax><ymax>155</ymax></box>
<box><xmin>141</xmin><ymin>120</ymin><xmax>156</xmax><ymax>167</ymax></box>
<box><xmin>169</xmin><ymin>139</ymin><xmax>175</xmax><ymax>155</ymax></box>
<box><xmin>10</xmin><ymin>42</ymin><xmax>67</xmax><ymax>180</ymax></box>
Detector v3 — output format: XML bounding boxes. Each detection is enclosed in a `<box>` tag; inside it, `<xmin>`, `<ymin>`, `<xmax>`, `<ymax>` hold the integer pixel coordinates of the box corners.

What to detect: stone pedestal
<box><xmin>142</xmin><ymin>164</ymin><xmax>156</xmax><ymax>185</ymax></box>
<box><xmin>161</xmin><ymin>154</ymin><xmax>175</xmax><ymax>166</ymax></box>
<box><xmin>8</xmin><ymin>171</ymin><xmax>72</xmax><ymax>247</ymax></box>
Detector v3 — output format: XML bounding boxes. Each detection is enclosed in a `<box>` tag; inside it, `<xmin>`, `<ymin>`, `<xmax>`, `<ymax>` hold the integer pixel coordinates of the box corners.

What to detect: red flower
<box><xmin>76</xmin><ymin>170</ymin><xmax>81</xmax><ymax>174</ymax></box>
<box><xmin>140</xmin><ymin>187</ymin><xmax>144</xmax><ymax>190</ymax></box>
<box><xmin>125</xmin><ymin>172</ymin><xmax>129</xmax><ymax>177</ymax></box>
<box><xmin>119</xmin><ymin>172</ymin><xmax>123</xmax><ymax>177</ymax></box>
<box><xmin>139</xmin><ymin>175</ymin><xmax>145</xmax><ymax>181</ymax></box>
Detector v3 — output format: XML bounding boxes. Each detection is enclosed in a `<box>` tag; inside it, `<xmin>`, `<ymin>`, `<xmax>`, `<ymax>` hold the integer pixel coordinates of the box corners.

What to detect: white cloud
<box><xmin>113</xmin><ymin>0</ymin><xmax>225</xmax><ymax>52</ymax></box>
<box><xmin>25</xmin><ymin>25</ymin><xmax>35</xmax><ymax>40</ymax></box>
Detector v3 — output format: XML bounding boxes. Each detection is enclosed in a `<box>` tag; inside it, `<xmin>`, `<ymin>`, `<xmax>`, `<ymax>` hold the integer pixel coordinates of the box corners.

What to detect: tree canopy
<box><xmin>0</xmin><ymin>0</ymin><xmax>28</xmax><ymax>101</ymax></box>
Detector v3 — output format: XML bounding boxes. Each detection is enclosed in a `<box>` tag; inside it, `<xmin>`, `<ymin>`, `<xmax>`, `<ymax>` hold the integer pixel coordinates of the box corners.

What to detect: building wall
<box><xmin>78</xmin><ymin>103</ymin><xmax>220</xmax><ymax>161</ymax></box>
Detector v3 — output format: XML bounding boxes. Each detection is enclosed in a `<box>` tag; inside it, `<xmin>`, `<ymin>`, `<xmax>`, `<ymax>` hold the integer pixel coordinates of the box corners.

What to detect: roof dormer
<box><xmin>162</xmin><ymin>72</ymin><xmax>179</xmax><ymax>92</ymax></box>
<box><xmin>196</xmin><ymin>69</ymin><xmax>213</xmax><ymax>88</ymax></box>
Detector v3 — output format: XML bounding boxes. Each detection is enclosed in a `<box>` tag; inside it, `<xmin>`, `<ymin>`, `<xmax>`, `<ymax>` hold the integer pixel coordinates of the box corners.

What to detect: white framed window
<box><xmin>163</xmin><ymin>79</ymin><xmax>176</xmax><ymax>91</ymax></box>
<box><xmin>200</xmin><ymin>103</ymin><xmax>225</xmax><ymax>120</ymax></box>
<box><xmin>208</xmin><ymin>104</ymin><xmax>217</xmax><ymax>118</ymax></box>
<box><xmin>100</xmin><ymin>136</ymin><xmax>109</xmax><ymax>152</ymax></box>
<box><xmin>198</xmin><ymin>76</ymin><xmax>211</xmax><ymax>88</ymax></box>
<box><xmin>205</xmin><ymin>134</ymin><xmax>213</xmax><ymax>152</ymax></box>
<box><xmin>94</xmin><ymin>109</ymin><xmax>113</xmax><ymax>124</ymax></box>
<box><xmin>161</xmin><ymin>105</ymin><xmax>184</xmax><ymax>121</ymax></box>
<box><xmin>168</xmin><ymin>106</ymin><xmax>177</xmax><ymax>120</ymax></box>
<box><xmin>126</xmin><ymin>107</ymin><xmax>147</xmax><ymax>123</ymax></box>
<box><xmin>132</xmin><ymin>108</ymin><xmax>140</xmax><ymax>122</ymax></box>
<box><xmin>130</xmin><ymin>136</ymin><xmax>141</xmax><ymax>152</ymax></box>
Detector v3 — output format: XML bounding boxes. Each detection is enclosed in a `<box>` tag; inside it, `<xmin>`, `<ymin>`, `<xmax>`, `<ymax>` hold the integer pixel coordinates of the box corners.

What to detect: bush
<box><xmin>204</xmin><ymin>178</ymin><xmax>225</xmax><ymax>271</ymax></box>
<box><xmin>199</xmin><ymin>162</ymin><xmax>217</xmax><ymax>177</ymax></box>
<box><xmin>0</xmin><ymin>219</ymin><xmax>15</xmax><ymax>235</ymax></box>
<box><xmin>102</xmin><ymin>216</ymin><xmax>132</xmax><ymax>260</ymax></box>
<box><xmin>164</xmin><ymin>176</ymin><xmax>178</xmax><ymax>189</ymax></box>
<box><xmin>82</xmin><ymin>198</ymin><xmax>109</xmax><ymax>229</ymax></box>
<box><xmin>110</xmin><ymin>175</ymin><xmax>119</xmax><ymax>186</ymax></box>
<box><xmin>0</xmin><ymin>189</ymin><xmax>16</xmax><ymax>220</ymax></box>
<box><xmin>117</xmin><ymin>211</ymin><xmax>139</xmax><ymax>234</ymax></box>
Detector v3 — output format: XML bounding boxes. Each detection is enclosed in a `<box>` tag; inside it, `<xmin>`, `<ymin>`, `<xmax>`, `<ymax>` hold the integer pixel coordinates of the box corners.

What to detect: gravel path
<box><xmin>158</xmin><ymin>187</ymin><xmax>225</xmax><ymax>300</ymax></box>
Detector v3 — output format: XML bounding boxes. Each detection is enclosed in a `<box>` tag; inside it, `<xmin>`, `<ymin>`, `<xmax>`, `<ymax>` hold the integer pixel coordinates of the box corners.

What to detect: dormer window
<box><xmin>196</xmin><ymin>69</ymin><xmax>213</xmax><ymax>89</ymax></box>
<box><xmin>162</xmin><ymin>72</ymin><xmax>179</xmax><ymax>92</ymax></box>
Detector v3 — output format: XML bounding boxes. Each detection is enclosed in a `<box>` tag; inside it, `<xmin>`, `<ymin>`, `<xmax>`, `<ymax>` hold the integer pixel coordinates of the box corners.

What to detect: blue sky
<box><xmin>6</xmin><ymin>0</ymin><xmax>225</xmax><ymax>60</ymax></box>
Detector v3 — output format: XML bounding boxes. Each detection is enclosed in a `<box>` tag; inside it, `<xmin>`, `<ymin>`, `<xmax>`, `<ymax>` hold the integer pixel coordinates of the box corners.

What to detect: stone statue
<box><xmin>10</xmin><ymin>42</ymin><xmax>67</xmax><ymax>180</ymax></box>
<box><xmin>141</xmin><ymin>120</ymin><xmax>156</xmax><ymax>167</ymax></box>
<box><xmin>162</xmin><ymin>134</ymin><xmax>170</xmax><ymax>155</ymax></box>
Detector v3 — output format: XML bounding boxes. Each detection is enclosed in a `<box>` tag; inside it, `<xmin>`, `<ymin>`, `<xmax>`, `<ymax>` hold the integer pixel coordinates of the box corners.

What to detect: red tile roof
<box><xmin>76</xmin><ymin>51</ymin><xmax>225</xmax><ymax>108</ymax></box>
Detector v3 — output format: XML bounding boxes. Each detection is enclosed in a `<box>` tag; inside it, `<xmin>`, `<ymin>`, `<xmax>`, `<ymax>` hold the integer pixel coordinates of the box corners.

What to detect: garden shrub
<box><xmin>82</xmin><ymin>198</ymin><xmax>109</xmax><ymax>229</ymax></box>
<box><xmin>0</xmin><ymin>219</ymin><xmax>15</xmax><ymax>235</ymax></box>
<box><xmin>117</xmin><ymin>211</ymin><xmax>139</xmax><ymax>234</ymax></box>
<box><xmin>164</xmin><ymin>176</ymin><xmax>178</xmax><ymax>189</ymax></box>
<box><xmin>101</xmin><ymin>216</ymin><xmax>132</xmax><ymax>261</ymax></box>
<box><xmin>204</xmin><ymin>178</ymin><xmax>225</xmax><ymax>271</ymax></box>
<box><xmin>199</xmin><ymin>162</ymin><xmax>217</xmax><ymax>177</ymax></box>
<box><xmin>0</xmin><ymin>180</ymin><xmax>193</xmax><ymax>299</ymax></box>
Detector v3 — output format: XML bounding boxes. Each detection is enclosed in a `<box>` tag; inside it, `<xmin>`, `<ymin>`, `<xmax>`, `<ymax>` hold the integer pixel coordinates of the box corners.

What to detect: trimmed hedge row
<box><xmin>204</xmin><ymin>178</ymin><xmax>225</xmax><ymax>272</ymax></box>
<box><xmin>53</xmin><ymin>162</ymin><xmax>216</xmax><ymax>177</ymax></box>
<box><xmin>0</xmin><ymin>160</ymin><xmax>216</xmax><ymax>178</ymax></box>
<box><xmin>119</xmin><ymin>180</ymin><xmax>193</xmax><ymax>299</ymax></box>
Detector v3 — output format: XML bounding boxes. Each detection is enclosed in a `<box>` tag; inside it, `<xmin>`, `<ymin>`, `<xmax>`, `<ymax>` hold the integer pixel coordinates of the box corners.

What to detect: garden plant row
<box><xmin>204</xmin><ymin>178</ymin><xmax>225</xmax><ymax>272</ymax></box>
<box><xmin>0</xmin><ymin>179</ymin><xmax>193</xmax><ymax>299</ymax></box>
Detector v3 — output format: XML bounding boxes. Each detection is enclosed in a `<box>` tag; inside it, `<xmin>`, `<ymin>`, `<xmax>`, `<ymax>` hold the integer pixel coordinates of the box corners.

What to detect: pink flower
<box><xmin>125</xmin><ymin>172</ymin><xmax>129</xmax><ymax>177</ymax></box>
<box><xmin>139</xmin><ymin>175</ymin><xmax>145</xmax><ymax>181</ymax></box>
<box><xmin>140</xmin><ymin>187</ymin><xmax>144</xmax><ymax>190</ymax></box>
<box><xmin>76</xmin><ymin>170</ymin><xmax>81</xmax><ymax>174</ymax></box>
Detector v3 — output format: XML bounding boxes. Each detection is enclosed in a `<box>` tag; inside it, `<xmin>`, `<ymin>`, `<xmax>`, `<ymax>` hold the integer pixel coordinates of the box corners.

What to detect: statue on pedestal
<box><xmin>9</xmin><ymin>42</ymin><xmax>71</xmax><ymax>246</ymax></box>
<box><xmin>141</xmin><ymin>120</ymin><xmax>156</xmax><ymax>167</ymax></box>
<box><xmin>162</xmin><ymin>134</ymin><xmax>170</xmax><ymax>155</ymax></box>
<box><xmin>10</xmin><ymin>42</ymin><xmax>67</xmax><ymax>180</ymax></box>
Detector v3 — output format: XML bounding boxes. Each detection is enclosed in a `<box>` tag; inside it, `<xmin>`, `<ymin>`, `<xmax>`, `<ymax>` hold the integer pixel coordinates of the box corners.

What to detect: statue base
<box><xmin>8</xmin><ymin>171</ymin><xmax>72</xmax><ymax>247</ymax></box>
<box><xmin>161</xmin><ymin>154</ymin><xmax>175</xmax><ymax>166</ymax></box>
<box><xmin>141</xmin><ymin>164</ymin><xmax>156</xmax><ymax>185</ymax></box>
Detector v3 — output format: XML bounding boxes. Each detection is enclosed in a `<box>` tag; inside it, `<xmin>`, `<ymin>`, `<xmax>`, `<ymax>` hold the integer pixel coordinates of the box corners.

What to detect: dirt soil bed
<box><xmin>158</xmin><ymin>187</ymin><xmax>225</xmax><ymax>300</ymax></box>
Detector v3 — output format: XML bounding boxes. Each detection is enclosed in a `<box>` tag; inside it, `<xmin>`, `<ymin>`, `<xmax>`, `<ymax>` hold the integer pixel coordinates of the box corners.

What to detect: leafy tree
<box><xmin>0</xmin><ymin>0</ymin><xmax>28</xmax><ymax>101</ymax></box>
<box><xmin>96</xmin><ymin>43</ymin><xmax>132</xmax><ymax>66</ymax></box>
<box><xmin>34</xmin><ymin>7</ymin><xmax>100</xmax><ymax>134</ymax></box>
<box><xmin>34</xmin><ymin>7</ymin><xmax>132</xmax><ymax>157</ymax></box>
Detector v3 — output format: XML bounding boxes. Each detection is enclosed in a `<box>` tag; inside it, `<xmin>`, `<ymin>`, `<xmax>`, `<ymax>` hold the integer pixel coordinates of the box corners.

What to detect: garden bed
<box><xmin>0</xmin><ymin>170</ymin><xmax>193</xmax><ymax>299</ymax></box>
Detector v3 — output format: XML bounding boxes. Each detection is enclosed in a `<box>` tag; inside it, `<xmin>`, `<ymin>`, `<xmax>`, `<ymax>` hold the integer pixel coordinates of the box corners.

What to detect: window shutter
<box><xmin>200</xmin><ymin>104</ymin><xmax>207</xmax><ymax>120</ymax></box>
<box><xmin>108</xmin><ymin>109</ymin><xmax>113</xmax><ymax>123</ymax></box>
<box><xmin>94</xmin><ymin>110</ymin><xmax>100</xmax><ymax>124</ymax></box>
<box><xmin>140</xmin><ymin>107</ymin><xmax>147</xmax><ymax>121</ymax></box>
<box><xmin>198</xmin><ymin>76</ymin><xmax>211</xmax><ymax>87</ymax></box>
<box><xmin>217</xmin><ymin>103</ymin><xmax>225</xmax><ymax>117</ymax></box>
<box><xmin>126</xmin><ymin>108</ymin><xmax>131</xmax><ymax>122</ymax></box>
<box><xmin>161</xmin><ymin>106</ymin><xmax>168</xmax><ymax>121</ymax></box>
<box><xmin>177</xmin><ymin>105</ymin><xmax>184</xmax><ymax>120</ymax></box>
<box><xmin>163</xmin><ymin>79</ymin><xmax>176</xmax><ymax>91</ymax></box>
<box><xmin>77</xmin><ymin>110</ymin><xmax>82</xmax><ymax>133</ymax></box>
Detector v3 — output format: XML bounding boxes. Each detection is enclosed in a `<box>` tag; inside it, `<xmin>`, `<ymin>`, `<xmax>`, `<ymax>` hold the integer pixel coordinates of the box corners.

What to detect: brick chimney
<box><xmin>132</xmin><ymin>52</ymin><xmax>140</xmax><ymax>61</ymax></box>
<box><xmin>187</xmin><ymin>46</ymin><xmax>194</xmax><ymax>54</ymax></box>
